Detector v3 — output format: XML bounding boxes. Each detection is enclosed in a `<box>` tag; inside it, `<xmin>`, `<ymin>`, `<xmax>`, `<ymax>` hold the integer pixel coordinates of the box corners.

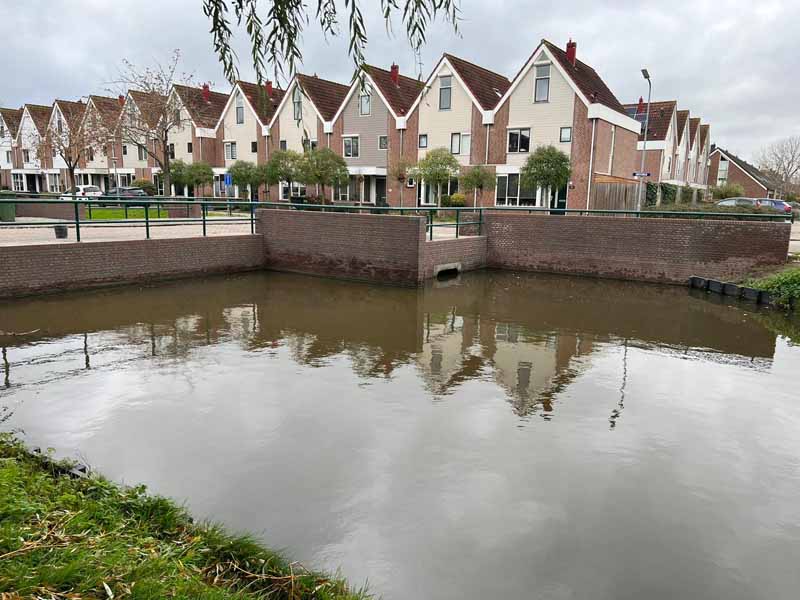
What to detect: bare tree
<box><xmin>757</xmin><ymin>135</ymin><xmax>800</xmax><ymax>196</ymax></box>
<box><xmin>112</xmin><ymin>50</ymin><xmax>198</xmax><ymax>195</ymax></box>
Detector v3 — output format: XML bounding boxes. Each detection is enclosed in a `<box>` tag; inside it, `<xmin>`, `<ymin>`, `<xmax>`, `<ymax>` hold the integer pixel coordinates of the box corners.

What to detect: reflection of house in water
<box><xmin>416</xmin><ymin>308</ymin><xmax>594</xmax><ymax>418</ymax></box>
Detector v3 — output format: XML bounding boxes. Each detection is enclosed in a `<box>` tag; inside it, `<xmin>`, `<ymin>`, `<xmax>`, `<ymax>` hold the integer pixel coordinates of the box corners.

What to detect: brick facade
<box><xmin>421</xmin><ymin>236</ymin><xmax>487</xmax><ymax>280</ymax></box>
<box><xmin>484</xmin><ymin>212</ymin><xmax>789</xmax><ymax>284</ymax></box>
<box><xmin>707</xmin><ymin>152</ymin><xmax>768</xmax><ymax>198</ymax></box>
<box><xmin>0</xmin><ymin>234</ymin><xmax>263</xmax><ymax>298</ymax></box>
<box><xmin>568</xmin><ymin>97</ymin><xmax>592</xmax><ymax>209</ymax></box>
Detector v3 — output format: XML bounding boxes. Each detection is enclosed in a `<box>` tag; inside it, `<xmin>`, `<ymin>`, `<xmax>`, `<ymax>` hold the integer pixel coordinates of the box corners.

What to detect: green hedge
<box><xmin>660</xmin><ymin>183</ymin><xmax>678</xmax><ymax>204</ymax></box>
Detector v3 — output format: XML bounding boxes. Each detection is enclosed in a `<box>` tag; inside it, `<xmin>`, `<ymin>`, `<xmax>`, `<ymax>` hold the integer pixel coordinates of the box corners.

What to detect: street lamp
<box><xmin>636</xmin><ymin>69</ymin><xmax>652</xmax><ymax>211</ymax></box>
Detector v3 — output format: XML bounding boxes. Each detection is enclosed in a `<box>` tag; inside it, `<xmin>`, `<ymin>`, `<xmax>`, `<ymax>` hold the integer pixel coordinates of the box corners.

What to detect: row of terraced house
<box><xmin>1</xmin><ymin>39</ymin><xmax>718</xmax><ymax>209</ymax></box>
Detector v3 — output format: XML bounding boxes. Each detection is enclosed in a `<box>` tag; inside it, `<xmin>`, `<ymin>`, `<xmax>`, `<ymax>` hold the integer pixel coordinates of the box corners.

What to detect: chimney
<box><xmin>390</xmin><ymin>63</ymin><xmax>400</xmax><ymax>85</ymax></box>
<box><xmin>636</xmin><ymin>96</ymin><xmax>645</xmax><ymax>115</ymax></box>
<box><xmin>265</xmin><ymin>80</ymin><xmax>273</xmax><ymax>97</ymax></box>
<box><xmin>566</xmin><ymin>39</ymin><xmax>577</xmax><ymax>66</ymax></box>
<box><xmin>118</xmin><ymin>94</ymin><xmax>125</xmax><ymax>107</ymax></box>
<box><xmin>202</xmin><ymin>83</ymin><xmax>210</xmax><ymax>102</ymax></box>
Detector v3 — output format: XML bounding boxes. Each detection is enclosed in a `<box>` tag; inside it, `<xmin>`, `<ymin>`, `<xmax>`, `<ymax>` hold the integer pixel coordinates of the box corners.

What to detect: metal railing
<box><xmin>0</xmin><ymin>192</ymin><xmax>793</xmax><ymax>243</ymax></box>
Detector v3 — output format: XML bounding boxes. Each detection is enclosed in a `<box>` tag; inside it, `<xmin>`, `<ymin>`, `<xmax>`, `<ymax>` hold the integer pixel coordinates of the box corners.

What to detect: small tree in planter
<box><xmin>300</xmin><ymin>147</ymin><xmax>349</xmax><ymax>203</ymax></box>
<box><xmin>187</xmin><ymin>162</ymin><xmax>214</xmax><ymax>198</ymax></box>
<box><xmin>169</xmin><ymin>160</ymin><xmax>190</xmax><ymax>196</ymax></box>
<box><xmin>520</xmin><ymin>145</ymin><xmax>571</xmax><ymax>205</ymax></box>
<box><xmin>412</xmin><ymin>147</ymin><xmax>459</xmax><ymax>207</ymax></box>
<box><xmin>264</xmin><ymin>150</ymin><xmax>304</xmax><ymax>203</ymax></box>
<box><xmin>389</xmin><ymin>157</ymin><xmax>415</xmax><ymax>207</ymax></box>
<box><xmin>459</xmin><ymin>165</ymin><xmax>496</xmax><ymax>207</ymax></box>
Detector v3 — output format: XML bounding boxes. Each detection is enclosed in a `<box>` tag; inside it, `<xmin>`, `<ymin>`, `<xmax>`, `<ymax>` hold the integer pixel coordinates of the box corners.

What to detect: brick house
<box><xmin>672</xmin><ymin>109</ymin><xmax>691</xmax><ymax>184</ymax></box>
<box><xmin>622</xmin><ymin>99</ymin><xmax>679</xmax><ymax>186</ymax></box>
<box><xmin>327</xmin><ymin>63</ymin><xmax>424</xmax><ymax>205</ymax></box>
<box><xmin>78</xmin><ymin>95</ymin><xmax>125</xmax><ymax>190</ymax></box>
<box><xmin>489</xmin><ymin>40</ymin><xmax>640</xmax><ymax>209</ymax></box>
<box><xmin>43</xmin><ymin>99</ymin><xmax>86</xmax><ymax>192</ymax></box>
<box><xmin>214</xmin><ymin>80</ymin><xmax>285</xmax><ymax>198</ymax></box>
<box><xmin>707</xmin><ymin>145</ymin><xmax>779</xmax><ymax>198</ymax></box>
<box><xmin>168</xmin><ymin>84</ymin><xmax>229</xmax><ymax>196</ymax></box>
<box><xmin>405</xmin><ymin>52</ymin><xmax>511</xmax><ymax>206</ymax></box>
<box><xmin>0</xmin><ymin>108</ymin><xmax>22</xmax><ymax>190</ymax></box>
<box><xmin>265</xmin><ymin>74</ymin><xmax>349</xmax><ymax>200</ymax></box>
<box><xmin>685</xmin><ymin>117</ymin><xmax>702</xmax><ymax>186</ymax></box>
<box><xmin>694</xmin><ymin>124</ymin><xmax>711</xmax><ymax>188</ymax></box>
<box><xmin>10</xmin><ymin>104</ymin><xmax>52</xmax><ymax>193</ymax></box>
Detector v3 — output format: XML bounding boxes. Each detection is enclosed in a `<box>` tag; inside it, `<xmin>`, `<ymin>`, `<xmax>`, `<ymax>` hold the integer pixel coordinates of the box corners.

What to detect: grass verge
<box><xmin>87</xmin><ymin>207</ymin><xmax>167</xmax><ymax>221</ymax></box>
<box><xmin>0</xmin><ymin>434</ymin><xmax>369</xmax><ymax>599</ymax></box>
<box><xmin>745</xmin><ymin>267</ymin><xmax>800</xmax><ymax>308</ymax></box>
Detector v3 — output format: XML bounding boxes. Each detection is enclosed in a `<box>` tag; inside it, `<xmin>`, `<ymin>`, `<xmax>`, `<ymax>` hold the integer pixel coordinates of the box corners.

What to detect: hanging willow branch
<box><xmin>203</xmin><ymin>0</ymin><xmax>460</xmax><ymax>84</ymax></box>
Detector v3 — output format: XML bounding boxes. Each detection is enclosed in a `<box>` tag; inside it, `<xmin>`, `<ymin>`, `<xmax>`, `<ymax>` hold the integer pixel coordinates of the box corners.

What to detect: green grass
<box><xmin>0</xmin><ymin>434</ymin><xmax>369</xmax><ymax>599</ymax></box>
<box><xmin>745</xmin><ymin>267</ymin><xmax>800</xmax><ymax>308</ymax></box>
<box><xmin>87</xmin><ymin>207</ymin><xmax>168</xmax><ymax>221</ymax></box>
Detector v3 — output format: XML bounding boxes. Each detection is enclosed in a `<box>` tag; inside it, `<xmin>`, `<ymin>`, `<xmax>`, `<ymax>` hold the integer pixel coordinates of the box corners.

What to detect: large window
<box><xmin>716</xmin><ymin>157</ymin><xmax>729</xmax><ymax>185</ymax></box>
<box><xmin>416</xmin><ymin>177</ymin><xmax>458</xmax><ymax>206</ymax></box>
<box><xmin>450</xmin><ymin>133</ymin><xmax>461</xmax><ymax>154</ymax></box>
<box><xmin>359</xmin><ymin>91</ymin><xmax>371</xmax><ymax>116</ymax></box>
<box><xmin>281</xmin><ymin>181</ymin><xmax>306</xmax><ymax>200</ymax></box>
<box><xmin>235</xmin><ymin>93</ymin><xmax>244</xmax><ymax>124</ymax></box>
<box><xmin>224</xmin><ymin>141</ymin><xmax>237</xmax><ymax>160</ymax></box>
<box><xmin>495</xmin><ymin>174</ymin><xmax>539</xmax><ymax>206</ymax></box>
<box><xmin>12</xmin><ymin>173</ymin><xmax>24</xmax><ymax>191</ymax></box>
<box><xmin>292</xmin><ymin>87</ymin><xmax>302</xmax><ymax>120</ymax></box>
<box><xmin>47</xmin><ymin>173</ymin><xmax>62</xmax><ymax>192</ymax></box>
<box><xmin>507</xmin><ymin>128</ymin><xmax>531</xmax><ymax>153</ymax></box>
<box><xmin>439</xmin><ymin>75</ymin><xmax>452</xmax><ymax>110</ymax></box>
<box><xmin>343</xmin><ymin>136</ymin><xmax>360</xmax><ymax>158</ymax></box>
<box><xmin>534</xmin><ymin>64</ymin><xmax>550</xmax><ymax>103</ymax></box>
<box><xmin>137</xmin><ymin>145</ymin><xmax>147</xmax><ymax>161</ymax></box>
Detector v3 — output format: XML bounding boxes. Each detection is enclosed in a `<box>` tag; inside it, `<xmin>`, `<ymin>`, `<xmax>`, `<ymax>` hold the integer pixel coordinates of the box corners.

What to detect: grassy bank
<box><xmin>745</xmin><ymin>267</ymin><xmax>800</xmax><ymax>308</ymax></box>
<box><xmin>0</xmin><ymin>434</ymin><xmax>368</xmax><ymax>599</ymax></box>
<box><xmin>87</xmin><ymin>207</ymin><xmax>167</xmax><ymax>220</ymax></box>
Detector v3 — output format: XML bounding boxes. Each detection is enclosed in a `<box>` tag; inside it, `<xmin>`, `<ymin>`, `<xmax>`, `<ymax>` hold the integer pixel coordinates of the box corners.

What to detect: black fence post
<box><xmin>144</xmin><ymin>203</ymin><xmax>151</xmax><ymax>239</ymax></box>
<box><xmin>202</xmin><ymin>203</ymin><xmax>207</xmax><ymax>236</ymax></box>
<box><xmin>74</xmin><ymin>201</ymin><xmax>81</xmax><ymax>242</ymax></box>
<box><xmin>250</xmin><ymin>202</ymin><xmax>255</xmax><ymax>234</ymax></box>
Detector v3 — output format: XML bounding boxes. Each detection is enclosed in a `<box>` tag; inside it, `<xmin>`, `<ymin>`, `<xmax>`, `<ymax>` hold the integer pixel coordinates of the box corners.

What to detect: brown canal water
<box><xmin>2</xmin><ymin>270</ymin><xmax>800</xmax><ymax>599</ymax></box>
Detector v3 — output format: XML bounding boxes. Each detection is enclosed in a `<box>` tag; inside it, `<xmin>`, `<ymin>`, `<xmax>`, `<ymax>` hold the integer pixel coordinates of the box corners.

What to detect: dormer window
<box><xmin>293</xmin><ymin>87</ymin><xmax>302</xmax><ymax>120</ymax></box>
<box><xmin>439</xmin><ymin>75</ymin><xmax>452</xmax><ymax>110</ymax></box>
<box><xmin>534</xmin><ymin>64</ymin><xmax>550</xmax><ymax>103</ymax></box>
<box><xmin>235</xmin><ymin>93</ymin><xmax>244</xmax><ymax>124</ymax></box>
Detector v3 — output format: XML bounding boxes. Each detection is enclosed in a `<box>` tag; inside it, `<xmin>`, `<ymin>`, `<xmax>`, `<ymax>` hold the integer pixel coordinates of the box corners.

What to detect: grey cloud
<box><xmin>1</xmin><ymin>0</ymin><xmax>796</xmax><ymax>160</ymax></box>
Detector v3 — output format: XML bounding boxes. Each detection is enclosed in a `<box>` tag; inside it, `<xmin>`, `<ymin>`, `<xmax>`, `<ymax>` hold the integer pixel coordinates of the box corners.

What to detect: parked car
<box><xmin>59</xmin><ymin>185</ymin><xmax>102</xmax><ymax>200</ymax></box>
<box><xmin>716</xmin><ymin>197</ymin><xmax>759</xmax><ymax>208</ymax></box>
<box><xmin>756</xmin><ymin>198</ymin><xmax>794</xmax><ymax>216</ymax></box>
<box><xmin>716</xmin><ymin>197</ymin><xmax>791</xmax><ymax>215</ymax></box>
<box><xmin>107</xmin><ymin>187</ymin><xmax>147</xmax><ymax>197</ymax></box>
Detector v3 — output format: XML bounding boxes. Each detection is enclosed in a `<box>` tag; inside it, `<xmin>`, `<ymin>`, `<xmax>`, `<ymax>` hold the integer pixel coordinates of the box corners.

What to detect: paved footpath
<box><xmin>791</xmin><ymin>222</ymin><xmax>800</xmax><ymax>255</ymax></box>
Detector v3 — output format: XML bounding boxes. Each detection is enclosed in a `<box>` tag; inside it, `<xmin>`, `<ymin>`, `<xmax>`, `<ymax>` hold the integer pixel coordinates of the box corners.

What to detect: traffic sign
<box><xmin>224</xmin><ymin>173</ymin><xmax>233</xmax><ymax>186</ymax></box>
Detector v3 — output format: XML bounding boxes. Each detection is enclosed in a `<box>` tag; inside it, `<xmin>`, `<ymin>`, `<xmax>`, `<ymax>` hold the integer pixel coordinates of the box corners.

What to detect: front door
<box><xmin>549</xmin><ymin>185</ymin><xmax>567</xmax><ymax>215</ymax></box>
<box><xmin>375</xmin><ymin>177</ymin><xmax>387</xmax><ymax>206</ymax></box>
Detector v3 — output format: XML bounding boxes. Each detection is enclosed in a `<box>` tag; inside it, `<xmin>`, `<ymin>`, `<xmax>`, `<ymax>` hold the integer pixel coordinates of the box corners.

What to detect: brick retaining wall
<box><xmin>421</xmin><ymin>237</ymin><xmax>487</xmax><ymax>280</ymax></box>
<box><xmin>484</xmin><ymin>213</ymin><xmax>790</xmax><ymax>284</ymax></box>
<box><xmin>0</xmin><ymin>235</ymin><xmax>263</xmax><ymax>298</ymax></box>
<box><xmin>15</xmin><ymin>202</ymin><xmax>87</xmax><ymax>220</ymax></box>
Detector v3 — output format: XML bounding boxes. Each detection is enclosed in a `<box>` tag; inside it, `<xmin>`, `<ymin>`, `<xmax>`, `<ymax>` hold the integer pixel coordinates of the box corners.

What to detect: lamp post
<box><xmin>636</xmin><ymin>68</ymin><xmax>652</xmax><ymax>211</ymax></box>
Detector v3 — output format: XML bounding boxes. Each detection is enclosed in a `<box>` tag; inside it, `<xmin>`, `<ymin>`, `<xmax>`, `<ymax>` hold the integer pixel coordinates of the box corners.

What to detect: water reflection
<box><xmin>2</xmin><ymin>270</ymin><xmax>800</xmax><ymax>600</ymax></box>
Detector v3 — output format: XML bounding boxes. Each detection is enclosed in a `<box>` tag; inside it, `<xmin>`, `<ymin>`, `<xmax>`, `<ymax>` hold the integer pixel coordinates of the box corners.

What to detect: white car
<box><xmin>60</xmin><ymin>185</ymin><xmax>103</xmax><ymax>200</ymax></box>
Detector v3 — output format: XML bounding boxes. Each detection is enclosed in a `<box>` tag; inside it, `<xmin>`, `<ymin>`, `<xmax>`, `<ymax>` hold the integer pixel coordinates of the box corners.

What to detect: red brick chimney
<box><xmin>202</xmin><ymin>83</ymin><xmax>211</xmax><ymax>102</ymax></box>
<box><xmin>636</xmin><ymin>96</ymin><xmax>645</xmax><ymax>115</ymax></box>
<box><xmin>118</xmin><ymin>94</ymin><xmax>125</xmax><ymax>107</ymax></box>
<box><xmin>390</xmin><ymin>63</ymin><xmax>400</xmax><ymax>85</ymax></box>
<box><xmin>265</xmin><ymin>80</ymin><xmax>273</xmax><ymax>97</ymax></box>
<box><xmin>566</xmin><ymin>39</ymin><xmax>577</xmax><ymax>66</ymax></box>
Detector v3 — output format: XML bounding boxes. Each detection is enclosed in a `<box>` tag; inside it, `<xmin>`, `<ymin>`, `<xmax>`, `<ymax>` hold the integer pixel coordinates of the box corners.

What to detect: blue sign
<box><xmin>224</xmin><ymin>173</ymin><xmax>233</xmax><ymax>186</ymax></box>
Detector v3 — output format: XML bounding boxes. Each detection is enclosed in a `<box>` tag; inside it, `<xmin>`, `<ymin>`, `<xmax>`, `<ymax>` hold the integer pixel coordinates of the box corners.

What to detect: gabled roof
<box><xmin>711</xmin><ymin>145</ymin><xmax>773</xmax><ymax>191</ymax></box>
<box><xmin>622</xmin><ymin>100</ymin><xmax>677</xmax><ymax>142</ymax></box>
<box><xmin>676</xmin><ymin>110</ymin><xmax>690</xmax><ymax>143</ymax></box>
<box><xmin>24</xmin><ymin>104</ymin><xmax>53</xmax><ymax>136</ymax></box>
<box><xmin>542</xmin><ymin>40</ymin><xmax>626</xmax><ymax>115</ymax></box>
<box><xmin>53</xmin><ymin>99</ymin><xmax>86</xmax><ymax>131</ymax></box>
<box><xmin>128</xmin><ymin>90</ymin><xmax>166</xmax><ymax>128</ymax></box>
<box><xmin>237</xmin><ymin>80</ymin><xmax>285</xmax><ymax>126</ymax></box>
<box><xmin>688</xmin><ymin>117</ymin><xmax>701</xmax><ymax>148</ymax></box>
<box><xmin>699</xmin><ymin>124</ymin><xmax>710</xmax><ymax>149</ymax></box>
<box><xmin>443</xmin><ymin>53</ymin><xmax>510</xmax><ymax>111</ymax></box>
<box><xmin>0</xmin><ymin>108</ymin><xmax>23</xmax><ymax>138</ymax></box>
<box><xmin>173</xmin><ymin>84</ymin><xmax>229</xmax><ymax>129</ymax></box>
<box><xmin>296</xmin><ymin>73</ymin><xmax>349</xmax><ymax>121</ymax></box>
<box><xmin>87</xmin><ymin>95</ymin><xmax>124</xmax><ymax>129</ymax></box>
<box><xmin>362</xmin><ymin>64</ymin><xmax>424</xmax><ymax>116</ymax></box>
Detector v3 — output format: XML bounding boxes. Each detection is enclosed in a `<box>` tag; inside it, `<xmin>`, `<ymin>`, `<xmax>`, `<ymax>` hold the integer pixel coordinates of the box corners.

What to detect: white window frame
<box><xmin>450</xmin><ymin>132</ymin><xmax>461</xmax><ymax>155</ymax></box>
<box><xmin>224</xmin><ymin>141</ymin><xmax>237</xmax><ymax>160</ymax></box>
<box><xmin>336</xmin><ymin>178</ymin><xmax>350</xmax><ymax>202</ymax></box>
<box><xmin>47</xmin><ymin>172</ymin><xmax>62</xmax><ymax>193</ymax></box>
<box><xmin>462</xmin><ymin>133</ymin><xmax>471</xmax><ymax>157</ymax></box>
<box><xmin>292</xmin><ymin>87</ymin><xmax>302</xmax><ymax>121</ymax></box>
<box><xmin>378</xmin><ymin>135</ymin><xmax>388</xmax><ymax>150</ymax></box>
<box><xmin>560</xmin><ymin>127</ymin><xmax>572</xmax><ymax>143</ymax></box>
<box><xmin>507</xmin><ymin>128</ymin><xmax>531</xmax><ymax>153</ymax></box>
<box><xmin>281</xmin><ymin>180</ymin><xmax>307</xmax><ymax>200</ymax></box>
<box><xmin>12</xmin><ymin>173</ymin><xmax>25</xmax><ymax>191</ymax></box>
<box><xmin>235</xmin><ymin>93</ymin><xmax>245</xmax><ymax>124</ymax></box>
<box><xmin>418</xmin><ymin>134</ymin><xmax>428</xmax><ymax>148</ymax></box>
<box><xmin>494</xmin><ymin>174</ymin><xmax>542</xmax><ymax>207</ymax></box>
<box><xmin>439</xmin><ymin>75</ymin><xmax>452</xmax><ymax>110</ymax></box>
<box><xmin>343</xmin><ymin>135</ymin><xmax>360</xmax><ymax>158</ymax></box>
<box><xmin>137</xmin><ymin>145</ymin><xmax>147</xmax><ymax>161</ymax></box>
<box><xmin>359</xmin><ymin>91</ymin><xmax>371</xmax><ymax>116</ymax></box>
<box><xmin>534</xmin><ymin>63</ymin><xmax>550</xmax><ymax>103</ymax></box>
<box><xmin>23</xmin><ymin>149</ymin><xmax>30</xmax><ymax>163</ymax></box>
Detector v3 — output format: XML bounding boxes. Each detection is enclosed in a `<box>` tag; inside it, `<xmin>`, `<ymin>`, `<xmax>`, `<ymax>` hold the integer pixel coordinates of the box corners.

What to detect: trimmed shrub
<box><xmin>448</xmin><ymin>192</ymin><xmax>466</xmax><ymax>207</ymax></box>
<box><xmin>131</xmin><ymin>179</ymin><xmax>156</xmax><ymax>196</ymax></box>
<box><xmin>660</xmin><ymin>183</ymin><xmax>677</xmax><ymax>204</ymax></box>
<box><xmin>645</xmin><ymin>182</ymin><xmax>658</xmax><ymax>206</ymax></box>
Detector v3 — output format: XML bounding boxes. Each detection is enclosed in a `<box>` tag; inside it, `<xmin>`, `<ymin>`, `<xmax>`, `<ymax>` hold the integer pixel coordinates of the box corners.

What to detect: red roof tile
<box><xmin>88</xmin><ymin>95</ymin><xmax>124</xmax><ymax>130</ymax></box>
<box><xmin>128</xmin><ymin>90</ymin><xmax>167</xmax><ymax>129</ymax></box>
<box><xmin>699</xmin><ymin>124</ymin><xmax>710</xmax><ymax>148</ymax></box>
<box><xmin>543</xmin><ymin>40</ymin><xmax>627</xmax><ymax>115</ymax></box>
<box><xmin>174</xmin><ymin>84</ymin><xmax>229</xmax><ymax>129</ymax></box>
<box><xmin>621</xmin><ymin>100</ymin><xmax>676</xmax><ymax>142</ymax></box>
<box><xmin>676</xmin><ymin>110</ymin><xmax>690</xmax><ymax>143</ymax></box>
<box><xmin>0</xmin><ymin>108</ymin><xmax>22</xmax><ymax>138</ymax></box>
<box><xmin>443</xmin><ymin>53</ymin><xmax>510</xmax><ymax>111</ymax></box>
<box><xmin>238</xmin><ymin>80</ymin><xmax>285</xmax><ymax>125</ymax></box>
<box><xmin>296</xmin><ymin>74</ymin><xmax>350</xmax><ymax>121</ymax></box>
<box><xmin>25</xmin><ymin>104</ymin><xmax>53</xmax><ymax>136</ymax></box>
<box><xmin>688</xmin><ymin>117</ymin><xmax>701</xmax><ymax>148</ymax></box>
<box><xmin>53</xmin><ymin>99</ymin><xmax>86</xmax><ymax>131</ymax></box>
<box><xmin>363</xmin><ymin>64</ymin><xmax>424</xmax><ymax>116</ymax></box>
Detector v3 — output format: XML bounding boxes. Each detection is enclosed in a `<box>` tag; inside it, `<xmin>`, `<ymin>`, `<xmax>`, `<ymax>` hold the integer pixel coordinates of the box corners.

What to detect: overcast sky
<box><xmin>1</xmin><ymin>0</ymin><xmax>796</xmax><ymax>161</ymax></box>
